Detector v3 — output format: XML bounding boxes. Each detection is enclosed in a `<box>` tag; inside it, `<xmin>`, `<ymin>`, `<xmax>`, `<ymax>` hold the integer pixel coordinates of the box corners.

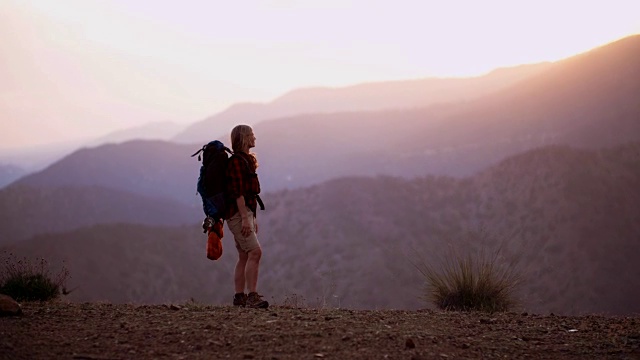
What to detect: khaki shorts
<box><xmin>227</xmin><ymin>208</ymin><xmax>260</xmax><ymax>253</ymax></box>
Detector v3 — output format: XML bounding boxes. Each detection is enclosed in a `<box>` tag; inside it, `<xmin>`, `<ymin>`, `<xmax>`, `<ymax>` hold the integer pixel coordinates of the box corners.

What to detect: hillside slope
<box><xmin>11</xmin><ymin>140</ymin><xmax>202</xmax><ymax>204</ymax></box>
<box><xmin>4</xmin><ymin>143</ymin><xmax>639</xmax><ymax>315</ymax></box>
<box><xmin>0</xmin><ymin>164</ymin><xmax>26</xmax><ymax>189</ymax></box>
<box><xmin>0</xmin><ymin>224</ymin><xmax>224</xmax><ymax>303</ymax></box>
<box><xmin>0</xmin><ymin>185</ymin><xmax>200</xmax><ymax>245</ymax></box>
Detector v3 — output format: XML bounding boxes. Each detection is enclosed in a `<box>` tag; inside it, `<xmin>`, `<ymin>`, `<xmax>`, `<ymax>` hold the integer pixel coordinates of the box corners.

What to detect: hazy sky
<box><xmin>1</xmin><ymin>0</ymin><xmax>639</xmax><ymax>149</ymax></box>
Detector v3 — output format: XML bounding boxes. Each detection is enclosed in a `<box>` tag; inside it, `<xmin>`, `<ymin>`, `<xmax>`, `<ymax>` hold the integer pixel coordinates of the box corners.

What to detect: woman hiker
<box><xmin>226</xmin><ymin>124</ymin><xmax>268</xmax><ymax>308</ymax></box>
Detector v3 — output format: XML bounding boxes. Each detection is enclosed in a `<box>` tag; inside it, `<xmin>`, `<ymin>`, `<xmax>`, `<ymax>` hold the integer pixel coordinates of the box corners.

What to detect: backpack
<box><xmin>191</xmin><ymin>140</ymin><xmax>232</xmax><ymax>226</ymax></box>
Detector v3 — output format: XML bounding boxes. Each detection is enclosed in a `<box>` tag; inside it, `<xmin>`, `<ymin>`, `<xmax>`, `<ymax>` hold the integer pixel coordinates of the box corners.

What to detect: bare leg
<box><xmin>235</xmin><ymin>249</ymin><xmax>249</xmax><ymax>293</ymax></box>
<box><xmin>245</xmin><ymin>247</ymin><xmax>262</xmax><ymax>293</ymax></box>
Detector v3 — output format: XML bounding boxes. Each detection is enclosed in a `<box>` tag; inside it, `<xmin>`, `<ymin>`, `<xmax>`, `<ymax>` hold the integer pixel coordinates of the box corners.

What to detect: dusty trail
<box><xmin>1</xmin><ymin>302</ymin><xmax>639</xmax><ymax>359</ymax></box>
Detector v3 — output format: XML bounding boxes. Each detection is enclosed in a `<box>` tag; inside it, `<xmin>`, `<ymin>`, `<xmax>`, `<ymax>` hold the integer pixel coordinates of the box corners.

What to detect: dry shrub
<box><xmin>415</xmin><ymin>244</ymin><xmax>522</xmax><ymax>313</ymax></box>
<box><xmin>0</xmin><ymin>251</ymin><xmax>70</xmax><ymax>302</ymax></box>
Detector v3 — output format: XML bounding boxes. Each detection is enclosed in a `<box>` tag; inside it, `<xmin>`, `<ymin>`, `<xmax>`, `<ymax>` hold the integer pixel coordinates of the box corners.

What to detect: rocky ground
<box><xmin>1</xmin><ymin>301</ymin><xmax>639</xmax><ymax>360</ymax></box>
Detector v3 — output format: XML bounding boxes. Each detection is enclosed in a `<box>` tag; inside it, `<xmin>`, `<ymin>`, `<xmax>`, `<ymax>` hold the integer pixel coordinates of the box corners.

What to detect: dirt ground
<box><xmin>1</xmin><ymin>301</ymin><xmax>639</xmax><ymax>360</ymax></box>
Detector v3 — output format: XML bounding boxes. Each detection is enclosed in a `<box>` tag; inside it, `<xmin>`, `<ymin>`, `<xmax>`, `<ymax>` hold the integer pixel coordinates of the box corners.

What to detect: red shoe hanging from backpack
<box><xmin>206</xmin><ymin>220</ymin><xmax>224</xmax><ymax>260</ymax></box>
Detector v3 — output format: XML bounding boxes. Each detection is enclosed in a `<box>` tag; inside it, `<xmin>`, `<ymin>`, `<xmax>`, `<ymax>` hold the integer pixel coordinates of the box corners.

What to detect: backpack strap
<box><xmin>191</xmin><ymin>141</ymin><xmax>232</xmax><ymax>162</ymax></box>
<box><xmin>256</xmin><ymin>195</ymin><xmax>265</xmax><ymax>211</ymax></box>
<box><xmin>190</xmin><ymin>145</ymin><xmax>207</xmax><ymax>161</ymax></box>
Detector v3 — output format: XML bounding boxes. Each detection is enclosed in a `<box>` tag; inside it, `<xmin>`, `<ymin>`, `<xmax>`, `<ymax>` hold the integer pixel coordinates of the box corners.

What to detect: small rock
<box><xmin>314</xmin><ymin>354</ymin><xmax>325</xmax><ymax>358</ymax></box>
<box><xmin>405</xmin><ymin>338</ymin><xmax>416</xmax><ymax>349</ymax></box>
<box><xmin>0</xmin><ymin>294</ymin><xmax>22</xmax><ymax>317</ymax></box>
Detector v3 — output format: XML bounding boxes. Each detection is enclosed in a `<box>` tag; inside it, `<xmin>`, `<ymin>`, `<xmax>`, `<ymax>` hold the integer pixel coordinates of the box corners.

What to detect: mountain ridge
<box><xmin>10</xmin><ymin>140</ymin><xmax>202</xmax><ymax>204</ymax></box>
<box><xmin>172</xmin><ymin>62</ymin><xmax>552</xmax><ymax>143</ymax></box>
<box><xmin>89</xmin><ymin>121</ymin><xmax>185</xmax><ymax>146</ymax></box>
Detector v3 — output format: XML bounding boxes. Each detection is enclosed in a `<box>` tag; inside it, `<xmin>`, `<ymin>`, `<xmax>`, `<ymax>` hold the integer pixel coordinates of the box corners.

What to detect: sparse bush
<box><xmin>281</xmin><ymin>293</ymin><xmax>307</xmax><ymax>309</ymax></box>
<box><xmin>415</xmin><ymin>246</ymin><xmax>521</xmax><ymax>313</ymax></box>
<box><xmin>0</xmin><ymin>252</ymin><xmax>70</xmax><ymax>302</ymax></box>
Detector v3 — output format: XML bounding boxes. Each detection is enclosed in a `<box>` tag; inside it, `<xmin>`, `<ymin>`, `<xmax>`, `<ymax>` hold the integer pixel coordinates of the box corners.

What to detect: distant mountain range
<box><xmin>11</xmin><ymin>140</ymin><xmax>200</xmax><ymax>205</ymax></box>
<box><xmin>0</xmin><ymin>121</ymin><xmax>187</xmax><ymax>179</ymax></box>
<box><xmin>0</xmin><ymin>56</ymin><xmax>550</xmax><ymax>185</ymax></box>
<box><xmin>4</xmin><ymin>143</ymin><xmax>639</xmax><ymax>315</ymax></box>
<box><xmin>172</xmin><ymin>62</ymin><xmax>552</xmax><ymax>143</ymax></box>
<box><xmin>252</xmin><ymin>34</ymin><xmax>640</xmax><ymax>188</ymax></box>
<box><xmin>89</xmin><ymin>121</ymin><xmax>184</xmax><ymax>145</ymax></box>
<box><xmin>9</xmin><ymin>35</ymin><xmax>640</xmax><ymax>201</ymax></box>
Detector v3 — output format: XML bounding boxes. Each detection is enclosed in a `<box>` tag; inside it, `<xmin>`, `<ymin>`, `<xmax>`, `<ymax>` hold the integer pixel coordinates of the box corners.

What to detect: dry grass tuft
<box><xmin>0</xmin><ymin>251</ymin><xmax>70</xmax><ymax>302</ymax></box>
<box><xmin>415</xmin><ymin>245</ymin><xmax>522</xmax><ymax>313</ymax></box>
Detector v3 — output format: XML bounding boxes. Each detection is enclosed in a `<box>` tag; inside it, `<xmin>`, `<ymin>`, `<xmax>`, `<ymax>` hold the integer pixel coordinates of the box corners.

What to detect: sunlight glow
<box><xmin>1</xmin><ymin>0</ymin><xmax>639</xmax><ymax>148</ymax></box>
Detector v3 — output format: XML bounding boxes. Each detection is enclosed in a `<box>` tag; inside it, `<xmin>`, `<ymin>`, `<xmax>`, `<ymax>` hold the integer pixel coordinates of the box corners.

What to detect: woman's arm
<box><xmin>236</xmin><ymin>195</ymin><xmax>252</xmax><ymax>236</ymax></box>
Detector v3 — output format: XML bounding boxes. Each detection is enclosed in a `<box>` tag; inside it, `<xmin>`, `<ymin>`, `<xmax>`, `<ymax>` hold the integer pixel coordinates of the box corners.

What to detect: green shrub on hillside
<box><xmin>0</xmin><ymin>252</ymin><xmax>70</xmax><ymax>301</ymax></box>
<box><xmin>416</xmin><ymin>246</ymin><xmax>521</xmax><ymax>312</ymax></box>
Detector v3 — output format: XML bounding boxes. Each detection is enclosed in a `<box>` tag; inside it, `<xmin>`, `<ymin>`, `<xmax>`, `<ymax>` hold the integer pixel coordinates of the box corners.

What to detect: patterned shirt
<box><xmin>226</xmin><ymin>152</ymin><xmax>261</xmax><ymax>218</ymax></box>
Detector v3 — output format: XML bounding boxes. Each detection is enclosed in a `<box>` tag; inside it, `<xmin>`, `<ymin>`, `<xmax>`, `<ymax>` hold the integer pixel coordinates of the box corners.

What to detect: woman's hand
<box><xmin>237</xmin><ymin>196</ymin><xmax>253</xmax><ymax>237</ymax></box>
<box><xmin>241</xmin><ymin>216</ymin><xmax>252</xmax><ymax>237</ymax></box>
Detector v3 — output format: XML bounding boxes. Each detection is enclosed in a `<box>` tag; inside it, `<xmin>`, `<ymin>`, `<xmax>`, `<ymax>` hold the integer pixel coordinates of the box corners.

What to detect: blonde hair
<box><xmin>230</xmin><ymin>124</ymin><xmax>258</xmax><ymax>169</ymax></box>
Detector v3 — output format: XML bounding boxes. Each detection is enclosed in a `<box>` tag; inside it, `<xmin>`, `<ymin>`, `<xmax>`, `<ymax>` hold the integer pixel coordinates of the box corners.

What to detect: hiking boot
<box><xmin>246</xmin><ymin>292</ymin><xmax>269</xmax><ymax>309</ymax></box>
<box><xmin>233</xmin><ymin>293</ymin><xmax>247</xmax><ymax>307</ymax></box>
